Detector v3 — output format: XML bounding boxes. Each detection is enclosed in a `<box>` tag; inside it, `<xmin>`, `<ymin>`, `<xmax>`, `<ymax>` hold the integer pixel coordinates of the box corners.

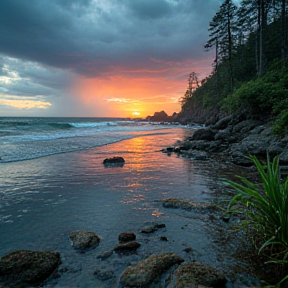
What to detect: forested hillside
<box><xmin>179</xmin><ymin>0</ymin><xmax>288</xmax><ymax>136</ymax></box>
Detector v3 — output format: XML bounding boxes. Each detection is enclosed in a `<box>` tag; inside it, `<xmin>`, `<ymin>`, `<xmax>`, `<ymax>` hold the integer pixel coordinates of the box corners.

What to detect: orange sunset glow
<box><xmin>71</xmin><ymin>58</ymin><xmax>212</xmax><ymax>118</ymax></box>
<box><xmin>73</xmin><ymin>75</ymin><xmax>179</xmax><ymax>118</ymax></box>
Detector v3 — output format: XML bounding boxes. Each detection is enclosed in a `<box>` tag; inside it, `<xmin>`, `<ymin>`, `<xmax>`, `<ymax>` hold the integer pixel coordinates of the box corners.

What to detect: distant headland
<box><xmin>146</xmin><ymin>111</ymin><xmax>178</xmax><ymax>122</ymax></box>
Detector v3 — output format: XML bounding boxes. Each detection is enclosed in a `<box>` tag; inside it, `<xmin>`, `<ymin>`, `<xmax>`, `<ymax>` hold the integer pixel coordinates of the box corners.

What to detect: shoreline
<box><xmin>0</xmin><ymin>128</ymin><xmax>280</xmax><ymax>287</ymax></box>
<box><xmin>166</xmin><ymin>115</ymin><xmax>288</xmax><ymax>169</ymax></box>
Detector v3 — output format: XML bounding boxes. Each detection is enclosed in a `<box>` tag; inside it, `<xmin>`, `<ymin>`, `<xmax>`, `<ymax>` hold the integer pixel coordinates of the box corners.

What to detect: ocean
<box><xmin>0</xmin><ymin>117</ymin><xmax>185</xmax><ymax>163</ymax></box>
<box><xmin>0</xmin><ymin>117</ymin><xmax>257</xmax><ymax>288</ymax></box>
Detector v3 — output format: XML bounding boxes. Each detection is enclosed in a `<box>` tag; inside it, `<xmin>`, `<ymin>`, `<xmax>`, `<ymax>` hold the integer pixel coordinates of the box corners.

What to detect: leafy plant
<box><xmin>273</xmin><ymin>110</ymin><xmax>288</xmax><ymax>138</ymax></box>
<box><xmin>227</xmin><ymin>154</ymin><xmax>288</xmax><ymax>285</ymax></box>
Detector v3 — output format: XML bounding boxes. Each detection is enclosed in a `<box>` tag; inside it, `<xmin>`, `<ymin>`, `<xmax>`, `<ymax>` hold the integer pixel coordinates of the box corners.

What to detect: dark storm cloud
<box><xmin>0</xmin><ymin>56</ymin><xmax>73</xmax><ymax>97</ymax></box>
<box><xmin>125</xmin><ymin>0</ymin><xmax>173</xmax><ymax>20</ymax></box>
<box><xmin>0</xmin><ymin>0</ymin><xmax>220</xmax><ymax>78</ymax></box>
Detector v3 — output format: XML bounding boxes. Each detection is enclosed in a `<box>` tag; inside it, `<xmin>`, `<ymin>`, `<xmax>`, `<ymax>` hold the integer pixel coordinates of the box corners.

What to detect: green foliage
<box><xmin>180</xmin><ymin>2</ymin><xmax>288</xmax><ymax>138</ymax></box>
<box><xmin>221</xmin><ymin>65</ymin><xmax>288</xmax><ymax>119</ymax></box>
<box><xmin>181</xmin><ymin>74</ymin><xmax>220</xmax><ymax>110</ymax></box>
<box><xmin>227</xmin><ymin>154</ymin><xmax>288</xmax><ymax>284</ymax></box>
<box><xmin>220</xmin><ymin>91</ymin><xmax>240</xmax><ymax>113</ymax></box>
<box><xmin>273</xmin><ymin>110</ymin><xmax>288</xmax><ymax>137</ymax></box>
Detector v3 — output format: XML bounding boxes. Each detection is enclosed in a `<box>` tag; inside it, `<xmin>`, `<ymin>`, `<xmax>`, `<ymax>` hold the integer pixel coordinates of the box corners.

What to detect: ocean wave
<box><xmin>0</xmin><ymin>131</ymin><xmax>18</xmax><ymax>137</ymax></box>
<box><xmin>0</xmin><ymin>129</ymin><xmax>167</xmax><ymax>163</ymax></box>
<box><xmin>48</xmin><ymin>123</ymin><xmax>74</xmax><ymax>129</ymax></box>
<box><xmin>70</xmin><ymin>121</ymin><xmax>119</xmax><ymax>128</ymax></box>
<box><xmin>0</xmin><ymin>117</ymin><xmax>183</xmax><ymax>163</ymax></box>
<box><xmin>0</xmin><ymin>120</ymin><xmax>31</xmax><ymax>127</ymax></box>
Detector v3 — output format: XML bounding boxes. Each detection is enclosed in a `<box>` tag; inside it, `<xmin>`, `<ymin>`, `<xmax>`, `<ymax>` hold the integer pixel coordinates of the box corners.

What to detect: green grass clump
<box><xmin>227</xmin><ymin>154</ymin><xmax>288</xmax><ymax>285</ymax></box>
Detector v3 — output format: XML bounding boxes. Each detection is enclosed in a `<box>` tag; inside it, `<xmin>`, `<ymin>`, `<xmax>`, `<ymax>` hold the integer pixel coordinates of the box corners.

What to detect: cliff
<box><xmin>175</xmin><ymin>103</ymin><xmax>227</xmax><ymax>126</ymax></box>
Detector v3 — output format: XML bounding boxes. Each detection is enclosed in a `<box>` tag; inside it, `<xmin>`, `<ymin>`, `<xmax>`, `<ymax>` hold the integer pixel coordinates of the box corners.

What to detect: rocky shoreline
<box><xmin>164</xmin><ymin>115</ymin><xmax>288</xmax><ymax>170</ymax></box>
<box><xmin>0</xmin><ymin>196</ymin><xmax>276</xmax><ymax>288</ymax></box>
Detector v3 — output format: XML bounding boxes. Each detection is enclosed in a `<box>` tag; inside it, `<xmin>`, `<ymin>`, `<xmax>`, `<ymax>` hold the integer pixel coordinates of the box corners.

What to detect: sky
<box><xmin>0</xmin><ymin>0</ymin><xmax>239</xmax><ymax>118</ymax></box>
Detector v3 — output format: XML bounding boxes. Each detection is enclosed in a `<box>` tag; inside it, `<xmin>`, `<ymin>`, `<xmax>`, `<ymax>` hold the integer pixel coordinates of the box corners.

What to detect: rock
<box><xmin>279</xmin><ymin>148</ymin><xmax>288</xmax><ymax>165</ymax></box>
<box><xmin>180</xmin><ymin>149</ymin><xmax>208</xmax><ymax>160</ymax></box>
<box><xmin>229</xmin><ymin>151</ymin><xmax>254</xmax><ymax>167</ymax></box>
<box><xmin>69</xmin><ymin>231</ymin><xmax>101</xmax><ymax>251</ymax></box>
<box><xmin>190</xmin><ymin>128</ymin><xmax>215</xmax><ymax>141</ymax></box>
<box><xmin>222</xmin><ymin>215</ymin><xmax>230</xmax><ymax>223</ymax></box>
<box><xmin>229</xmin><ymin>133</ymin><xmax>284</xmax><ymax>160</ymax></box>
<box><xmin>155</xmin><ymin>223</ymin><xmax>166</xmax><ymax>229</ymax></box>
<box><xmin>114</xmin><ymin>241</ymin><xmax>141</xmax><ymax>253</ymax></box>
<box><xmin>232</xmin><ymin>120</ymin><xmax>261</xmax><ymax>133</ymax></box>
<box><xmin>0</xmin><ymin>250</ymin><xmax>61</xmax><ymax>286</ymax></box>
<box><xmin>179</xmin><ymin>141</ymin><xmax>194</xmax><ymax>150</ymax></box>
<box><xmin>260</xmin><ymin>126</ymin><xmax>273</xmax><ymax>136</ymax></box>
<box><xmin>103</xmin><ymin>156</ymin><xmax>125</xmax><ymax>167</ymax></box>
<box><xmin>183</xmin><ymin>247</ymin><xmax>193</xmax><ymax>253</ymax></box>
<box><xmin>94</xmin><ymin>269</ymin><xmax>116</xmax><ymax>281</ymax></box>
<box><xmin>162</xmin><ymin>198</ymin><xmax>216</xmax><ymax>212</ymax></box>
<box><xmin>167</xmin><ymin>261</ymin><xmax>226</xmax><ymax>288</ymax></box>
<box><xmin>160</xmin><ymin>236</ymin><xmax>168</xmax><ymax>242</ymax></box>
<box><xmin>149</xmin><ymin>111</ymin><xmax>168</xmax><ymax>122</ymax></box>
<box><xmin>249</xmin><ymin>125</ymin><xmax>267</xmax><ymax>134</ymax></box>
<box><xmin>141</xmin><ymin>223</ymin><xmax>166</xmax><ymax>234</ymax></box>
<box><xmin>141</xmin><ymin>226</ymin><xmax>157</xmax><ymax>234</ymax></box>
<box><xmin>188</xmin><ymin>140</ymin><xmax>225</xmax><ymax>153</ymax></box>
<box><xmin>206</xmin><ymin>141</ymin><xmax>227</xmax><ymax>152</ymax></box>
<box><xmin>96</xmin><ymin>250</ymin><xmax>113</xmax><ymax>261</ymax></box>
<box><xmin>214</xmin><ymin>129</ymin><xmax>238</xmax><ymax>143</ymax></box>
<box><xmin>118</xmin><ymin>231</ymin><xmax>136</xmax><ymax>243</ymax></box>
<box><xmin>120</xmin><ymin>253</ymin><xmax>184</xmax><ymax>287</ymax></box>
<box><xmin>173</xmin><ymin>146</ymin><xmax>181</xmax><ymax>153</ymax></box>
<box><xmin>193</xmin><ymin>151</ymin><xmax>208</xmax><ymax>160</ymax></box>
<box><xmin>211</xmin><ymin>115</ymin><xmax>233</xmax><ymax>130</ymax></box>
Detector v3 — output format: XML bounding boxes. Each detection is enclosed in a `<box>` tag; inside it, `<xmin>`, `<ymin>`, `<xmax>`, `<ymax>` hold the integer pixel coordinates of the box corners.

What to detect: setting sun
<box><xmin>132</xmin><ymin>111</ymin><xmax>140</xmax><ymax>116</ymax></box>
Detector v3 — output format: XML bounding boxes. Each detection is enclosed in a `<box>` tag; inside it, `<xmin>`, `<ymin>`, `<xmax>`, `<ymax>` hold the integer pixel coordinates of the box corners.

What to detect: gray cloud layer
<box><xmin>0</xmin><ymin>0</ymin><xmax>220</xmax><ymax>78</ymax></box>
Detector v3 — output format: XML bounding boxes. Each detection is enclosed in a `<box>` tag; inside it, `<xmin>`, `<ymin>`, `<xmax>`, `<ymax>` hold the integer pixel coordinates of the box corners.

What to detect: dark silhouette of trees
<box><xmin>205</xmin><ymin>0</ymin><xmax>238</xmax><ymax>92</ymax></box>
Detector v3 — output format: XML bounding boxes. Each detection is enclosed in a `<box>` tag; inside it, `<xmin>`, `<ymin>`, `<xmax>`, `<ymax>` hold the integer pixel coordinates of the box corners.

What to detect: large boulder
<box><xmin>120</xmin><ymin>253</ymin><xmax>184</xmax><ymax>287</ymax></box>
<box><xmin>279</xmin><ymin>148</ymin><xmax>288</xmax><ymax>165</ymax></box>
<box><xmin>214</xmin><ymin>129</ymin><xmax>238</xmax><ymax>143</ymax></box>
<box><xmin>69</xmin><ymin>231</ymin><xmax>101</xmax><ymax>251</ymax></box>
<box><xmin>211</xmin><ymin>115</ymin><xmax>233</xmax><ymax>130</ymax></box>
<box><xmin>190</xmin><ymin>129</ymin><xmax>215</xmax><ymax>141</ymax></box>
<box><xmin>115</xmin><ymin>231</ymin><xmax>140</xmax><ymax>254</ymax></box>
<box><xmin>114</xmin><ymin>241</ymin><xmax>141</xmax><ymax>253</ymax></box>
<box><xmin>232</xmin><ymin>119</ymin><xmax>262</xmax><ymax>134</ymax></box>
<box><xmin>167</xmin><ymin>261</ymin><xmax>226</xmax><ymax>288</ymax></box>
<box><xmin>0</xmin><ymin>250</ymin><xmax>61</xmax><ymax>286</ymax></box>
<box><xmin>118</xmin><ymin>231</ymin><xmax>136</xmax><ymax>243</ymax></box>
<box><xmin>229</xmin><ymin>133</ymin><xmax>285</xmax><ymax>159</ymax></box>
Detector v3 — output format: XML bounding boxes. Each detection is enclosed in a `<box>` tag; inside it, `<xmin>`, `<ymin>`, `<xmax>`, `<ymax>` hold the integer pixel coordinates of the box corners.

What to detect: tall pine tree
<box><xmin>205</xmin><ymin>0</ymin><xmax>238</xmax><ymax>92</ymax></box>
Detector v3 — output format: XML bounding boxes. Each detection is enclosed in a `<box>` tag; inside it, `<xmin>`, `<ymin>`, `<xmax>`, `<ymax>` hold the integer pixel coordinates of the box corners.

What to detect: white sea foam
<box><xmin>0</xmin><ymin>117</ymin><xmax>182</xmax><ymax>163</ymax></box>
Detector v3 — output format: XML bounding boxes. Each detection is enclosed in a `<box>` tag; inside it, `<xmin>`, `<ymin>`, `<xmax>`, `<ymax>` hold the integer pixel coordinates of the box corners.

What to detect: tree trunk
<box><xmin>228</xmin><ymin>10</ymin><xmax>234</xmax><ymax>91</ymax></box>
<box><xmin>256</xmin><ymin>0</ymin><xmax>261</xmax><ymax>75</ymax></box>
<box><xmin>258</xmin><ymin>0</ymin><xmax>266</xmax><ymax>77</ymax></box>
<box><xmin>281</xmin><ymin>0</ymin><xmax>287</xmax><ymax>68</ymax></box>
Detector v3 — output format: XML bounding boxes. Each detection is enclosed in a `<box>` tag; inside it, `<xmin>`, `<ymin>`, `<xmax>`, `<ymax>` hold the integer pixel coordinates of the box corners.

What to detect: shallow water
<box><xmin>0</xmin><ymin>128</ymin><xmax>257</xmax><ymax>288</ymax></box>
